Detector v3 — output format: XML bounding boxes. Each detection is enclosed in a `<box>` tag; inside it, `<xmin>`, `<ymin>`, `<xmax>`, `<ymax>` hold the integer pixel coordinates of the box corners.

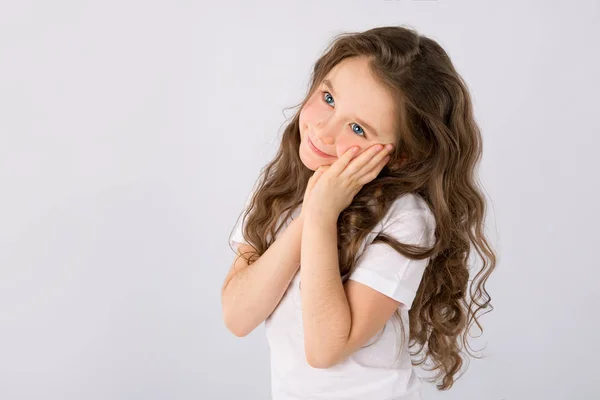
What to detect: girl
<box><xmin>222</xmin><ymin>25</ymin><xmax>496</xmax><ymax>400</ymax></box>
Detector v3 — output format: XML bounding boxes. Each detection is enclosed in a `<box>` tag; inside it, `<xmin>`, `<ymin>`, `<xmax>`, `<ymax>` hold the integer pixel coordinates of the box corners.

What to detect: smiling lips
<box><xmin>308</xmin><ymin>137</ymin><xmax>335</xmax><ymax>158</ymax></box>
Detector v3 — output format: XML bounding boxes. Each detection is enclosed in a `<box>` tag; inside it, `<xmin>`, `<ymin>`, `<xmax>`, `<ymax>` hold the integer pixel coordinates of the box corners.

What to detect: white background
<box><xmin>1</xmin><ymin>1</ymin><xmax>598</xmax><ymax>399</ymax></box>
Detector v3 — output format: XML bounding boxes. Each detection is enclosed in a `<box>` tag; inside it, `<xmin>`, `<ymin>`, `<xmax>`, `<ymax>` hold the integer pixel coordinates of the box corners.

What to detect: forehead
<box><xmin>321</xmin><ymin>57</ymin><xmax>397</xmax><ymax>141</ymax></box>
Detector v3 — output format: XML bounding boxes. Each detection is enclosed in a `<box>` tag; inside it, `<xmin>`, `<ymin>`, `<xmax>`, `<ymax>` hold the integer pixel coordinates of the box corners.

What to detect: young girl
<box><xmin>222</xmin><ymin>25</ymin><xmax>496</xmax><ymax>400</ymax></box>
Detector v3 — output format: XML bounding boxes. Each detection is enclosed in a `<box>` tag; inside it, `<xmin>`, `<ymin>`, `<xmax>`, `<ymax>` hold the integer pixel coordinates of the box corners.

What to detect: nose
<box><xmin>314</xmin><ymin>120</ymin><xmax>338</xmax><ymax>146</ymax></box>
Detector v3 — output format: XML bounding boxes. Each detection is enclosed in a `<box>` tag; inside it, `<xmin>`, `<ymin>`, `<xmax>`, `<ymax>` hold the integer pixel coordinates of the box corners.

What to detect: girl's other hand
<box><xmin>298</xmin><ymin>165</ymin><xmax>328</xmax><ymax>222</ymax></box>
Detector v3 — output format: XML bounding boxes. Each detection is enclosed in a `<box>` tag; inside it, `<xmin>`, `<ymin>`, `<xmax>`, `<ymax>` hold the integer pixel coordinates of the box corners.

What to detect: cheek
<box><xmin>300</xmin><ymin>95</ymin><xmax>325</xmax><ymax>125</ymax></box>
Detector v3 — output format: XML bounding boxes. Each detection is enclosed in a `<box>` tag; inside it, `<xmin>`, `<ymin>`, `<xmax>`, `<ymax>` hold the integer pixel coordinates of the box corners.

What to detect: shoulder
<box><xmin>381</xmin><ymin>193</ymin><xmax>436</xmax><ymax>245</ymax></box>
<box><xmin>386</xmin><ymin>192</ymin><xmax>434</xmax><ymax>222</ymax></box>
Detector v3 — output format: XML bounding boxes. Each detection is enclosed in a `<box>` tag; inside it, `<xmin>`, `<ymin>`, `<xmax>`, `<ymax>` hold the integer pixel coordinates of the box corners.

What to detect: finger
<box><xmin>354</xmin><ymin>147</ymin><xmax>392</xmax><ymax>181</ymax></box>
<box><xmin>358</xmin><ymin>155</ymin><xmax>391</xmax><ymax>185</ymax></box>
<box><xmin>307</xmin><ymin>166</ymin><xmax>326</xmax><ymax>190</ymax></box>
<box><xmin>327</xmin><ymin>146</ymin><xmax>361</xmax><ymax>177</ymax></box>
<box><xmin>314</xmin><ymin>165</ymin><xmax>329</xmax><ymax>183</ymax></box>
<box><xmin>306</xmin><ymin>169</ymin><xmax>319</xmax><ymax>190</ymax></box>
<box><xmin>341</xmin><ymin>143</ymin><xmax>390</xmax><ymax>179</ymax></box>
<box><xmin>314</xmin><ymin>166</ymin><xmax>326</xmax><ymax>179</ymax></box>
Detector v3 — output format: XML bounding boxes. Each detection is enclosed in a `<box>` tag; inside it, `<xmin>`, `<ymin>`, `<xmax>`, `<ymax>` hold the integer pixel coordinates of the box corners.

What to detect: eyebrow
<box><xmin>322</xmin><ymin>78</ymin><xmax>381</xmax><ymax>137</ymax></box>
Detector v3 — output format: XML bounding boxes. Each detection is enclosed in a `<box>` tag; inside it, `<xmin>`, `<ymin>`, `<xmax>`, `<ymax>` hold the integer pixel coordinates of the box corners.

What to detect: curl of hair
<box><xmin>229</xmin><ymin>24</ymin><xmax>496</xmax><ymax>391</ymax></box>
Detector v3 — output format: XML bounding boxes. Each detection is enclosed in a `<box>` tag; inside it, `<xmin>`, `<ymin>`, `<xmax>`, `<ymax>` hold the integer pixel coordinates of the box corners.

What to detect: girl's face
<box><xmin>299</xmin><ymin>56</ymin><xmax>397</xmax><ymax>171</ymax></box>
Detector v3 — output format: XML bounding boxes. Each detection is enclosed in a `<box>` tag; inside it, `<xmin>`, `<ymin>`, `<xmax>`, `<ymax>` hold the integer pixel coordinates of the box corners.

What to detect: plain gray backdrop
<box><xmin>1</xmin><ymin>1</ymin><xmax>598</xmax><ymax>399</ymax></box>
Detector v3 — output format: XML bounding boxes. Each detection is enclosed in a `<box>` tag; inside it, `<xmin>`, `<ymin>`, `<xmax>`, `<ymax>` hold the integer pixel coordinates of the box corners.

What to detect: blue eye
<box><xmin>323</xmin><ymin>92</ymin><xmax>334</xmax><ymax>106</ymax></box>
<box><xmin>351</xmin><ymin>123</ymin><xmax>365</xmax><ymax>136</ymax></box>
<box><xmin>321</xmin><ymin>91</ymin><xmax>367</xmax><ymax>138</ymax></box>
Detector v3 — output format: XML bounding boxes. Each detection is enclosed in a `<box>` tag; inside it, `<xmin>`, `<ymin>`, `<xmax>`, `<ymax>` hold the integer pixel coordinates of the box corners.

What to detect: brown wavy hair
<box><xmin>229</xmin><ymin>25</ymin><xmax>496</xmax><ymax>390</ymax></box>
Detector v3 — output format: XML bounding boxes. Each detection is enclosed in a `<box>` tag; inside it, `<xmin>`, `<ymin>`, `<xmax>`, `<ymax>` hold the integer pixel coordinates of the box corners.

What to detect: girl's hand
<box><xmin>302</xmin><ymin>143</ymin><xmax>394</xmax><ymax>221</ymax></box>
<box><xmin>298</xmin><ymin>165</ymin><xmax>328</xmax><ymax>222</ymax></box>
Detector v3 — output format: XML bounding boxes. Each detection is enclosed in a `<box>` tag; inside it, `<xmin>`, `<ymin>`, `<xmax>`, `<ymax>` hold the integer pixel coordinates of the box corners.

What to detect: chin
<box><xmin>299</xmin><ymin>153</ymin><xmax>319</xmax><ymax>171</ymax></box>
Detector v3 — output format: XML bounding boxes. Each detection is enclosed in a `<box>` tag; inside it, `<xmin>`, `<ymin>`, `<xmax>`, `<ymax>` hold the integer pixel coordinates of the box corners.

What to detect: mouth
<box><xmin>308</xmin><ymin>137</ymin><xmax>335</xmax><ymax>158</ymax></box>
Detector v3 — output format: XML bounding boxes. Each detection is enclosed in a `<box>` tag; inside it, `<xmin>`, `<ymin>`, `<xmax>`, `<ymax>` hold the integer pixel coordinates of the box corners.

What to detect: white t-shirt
<box><xmin>229</xmin><ymin>188</ymin><xmax>436</xmax><ymax>400</ymax></box>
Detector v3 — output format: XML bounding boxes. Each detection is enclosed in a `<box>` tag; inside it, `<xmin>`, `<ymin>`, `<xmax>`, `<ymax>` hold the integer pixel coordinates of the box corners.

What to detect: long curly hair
<box><xmin>229</xmin><ymin>25</ymin><xmax>496</xmax><ymax>390</ymax></box>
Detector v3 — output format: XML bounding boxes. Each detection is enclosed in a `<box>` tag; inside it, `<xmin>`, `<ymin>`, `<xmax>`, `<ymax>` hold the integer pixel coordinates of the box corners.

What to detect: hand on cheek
<box><xmin>302</xmin><ymin>142</ymin><xmax>394</xmax><ymax>219</ymax></box>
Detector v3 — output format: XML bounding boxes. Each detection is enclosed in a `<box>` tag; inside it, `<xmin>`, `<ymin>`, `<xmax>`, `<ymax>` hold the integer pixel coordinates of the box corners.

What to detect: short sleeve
<box><xmin>229</xmin><ymin>213</ymin><xmax>247</xmax><ymax>253</ymax></box>
<box><xmin>347</xmin><ymin>209</ymin><xmax>436</xmax><ymax>310</ymax></box>
<box><xmin>229</xmin><ymin>181</ymin><xmax>260</xmax><ymax>253</ymax></box>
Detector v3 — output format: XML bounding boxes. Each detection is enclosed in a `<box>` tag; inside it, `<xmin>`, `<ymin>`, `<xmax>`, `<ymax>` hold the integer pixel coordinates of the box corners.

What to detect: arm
<box><xmin>221</xmin><ymin>217</ymin><xmax>303</xmax><ymax>337</ymax></box>
<box><xmin>300</xmin><ymin>213</ymin><xmax>402</xmax><ymax>369</ymax></box>
<box><xmin>300</xmin><ymin>212</ymin><xmax>352</xmax><ymax>367</ymax></box>
<box><xmin>297</xmin><ymin>144</ymin><xmax>416</xmax><ymax>368</ymax></box>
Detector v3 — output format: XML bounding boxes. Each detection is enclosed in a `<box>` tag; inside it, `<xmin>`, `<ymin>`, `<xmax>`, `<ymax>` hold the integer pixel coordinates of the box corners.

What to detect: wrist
<box><xmin>304</xmin><ymin>209</ymin><xmax>339</xmax><ymax>226</ymax></box>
